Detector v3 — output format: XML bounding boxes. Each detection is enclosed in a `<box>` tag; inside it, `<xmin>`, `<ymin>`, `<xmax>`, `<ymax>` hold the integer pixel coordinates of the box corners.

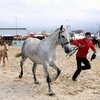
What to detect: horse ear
<box><xmin>60</xmin><ymin>25</ymin><xmax>63</xmax><ymax>30</ymax></box>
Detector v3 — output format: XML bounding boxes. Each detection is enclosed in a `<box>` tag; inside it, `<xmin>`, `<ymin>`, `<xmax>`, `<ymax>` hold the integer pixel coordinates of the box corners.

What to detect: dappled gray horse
<box><xmin>98</xmin><ymin>39</ymin><xmax>100</xmax><ymax>48</ymax></box>
<box><xmin>15</xmin><ymin>25</ymin><xmax>71</xmax><ymax>95</ymax></box>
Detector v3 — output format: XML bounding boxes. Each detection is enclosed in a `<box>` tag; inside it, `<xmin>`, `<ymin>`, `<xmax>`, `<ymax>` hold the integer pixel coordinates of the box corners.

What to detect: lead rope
<box><xmin>66</xmin><ymin>45</ymin><xmax>82</xmax><ymax>58</ymax></box>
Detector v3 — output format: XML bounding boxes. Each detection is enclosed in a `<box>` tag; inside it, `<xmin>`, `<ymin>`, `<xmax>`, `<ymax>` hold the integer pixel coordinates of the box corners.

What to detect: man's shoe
<box><xmin>72</xmin><ymin>78</ymin><xmax>77</xmax><ymax>82</ymax></box>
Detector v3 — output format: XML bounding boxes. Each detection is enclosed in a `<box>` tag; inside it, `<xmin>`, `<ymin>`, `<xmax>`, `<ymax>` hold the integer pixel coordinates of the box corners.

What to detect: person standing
<box><xmin>71</xmin><ymin>32</ymin><xmax>96</xmax><ymax>81</ymax></box>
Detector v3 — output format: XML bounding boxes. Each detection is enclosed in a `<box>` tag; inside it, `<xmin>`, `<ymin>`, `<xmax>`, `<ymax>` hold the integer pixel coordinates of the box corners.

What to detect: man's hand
<box><xmin>91</xmin><ymin>52</ymin><xmax>96</xmax><ymax>61</ymax></box>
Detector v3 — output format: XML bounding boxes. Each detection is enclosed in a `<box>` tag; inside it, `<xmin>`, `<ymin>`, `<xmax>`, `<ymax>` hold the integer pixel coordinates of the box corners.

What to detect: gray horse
<box><xmin>15</xmin><ymin>25</ymin><xmax>71</xmax><ymax>95</ymax></box>
<box><xmin>98</xmin><ymin>39</ymin><xmax>100</xmax><ymax>48</ymax></box>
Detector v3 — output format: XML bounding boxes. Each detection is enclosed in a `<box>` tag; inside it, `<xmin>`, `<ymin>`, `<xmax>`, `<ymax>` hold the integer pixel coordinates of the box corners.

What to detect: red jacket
<box><xmin>71</xmin><ymin>38</ymin><xmax>96</xmax><ymax>57</ymax></box>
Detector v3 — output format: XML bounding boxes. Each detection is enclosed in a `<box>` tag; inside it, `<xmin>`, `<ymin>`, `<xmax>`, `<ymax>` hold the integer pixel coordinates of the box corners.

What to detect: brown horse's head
<box><xmin>4</xmin><ymin>43</ymin><xmax>9</xmax><ymax>51</ymax></box>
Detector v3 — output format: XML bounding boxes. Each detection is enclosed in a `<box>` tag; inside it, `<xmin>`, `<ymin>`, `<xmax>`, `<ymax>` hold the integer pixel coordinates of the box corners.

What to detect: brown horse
<box><xmin>0</xmin><ymin>42</ymin><xmax>9</xmax><ymax>66</ymax></box>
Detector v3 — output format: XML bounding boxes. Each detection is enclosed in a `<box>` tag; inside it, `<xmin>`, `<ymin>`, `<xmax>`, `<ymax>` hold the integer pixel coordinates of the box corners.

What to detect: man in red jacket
<box><xmin>71</xmin><ymin>32</ymin><xmax>96</xmax><ymax>81</ymax></box>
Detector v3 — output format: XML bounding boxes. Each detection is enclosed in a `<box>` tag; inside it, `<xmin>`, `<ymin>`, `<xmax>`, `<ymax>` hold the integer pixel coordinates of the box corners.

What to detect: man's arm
<box><xmin>70</xmin><ymin>39</ymin><xmax>82</xmax><ymax>46</ymax></box>
<box><xmin>90</xmin><ymin>41</ymin><xmax>97</xmax><ymax>53</ymax></box>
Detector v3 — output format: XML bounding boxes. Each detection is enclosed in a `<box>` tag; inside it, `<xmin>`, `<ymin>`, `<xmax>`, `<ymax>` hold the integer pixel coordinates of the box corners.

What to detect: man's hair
<box><xmin>85</xmin><ymin>32</ymin><xmax>91</xmax><ymax>36</ymax></box>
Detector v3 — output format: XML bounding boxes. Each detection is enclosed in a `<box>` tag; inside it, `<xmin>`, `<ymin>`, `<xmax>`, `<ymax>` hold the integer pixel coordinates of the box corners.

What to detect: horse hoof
<box><xmin>34</xmin><ymin>81</ymin><xmax>39</xmax><ymax>84</ymax></box>
<box><xmin>19</xmin><ymin>75</ymin><xmax>22</xmax><ymax>78</ymax></box>
<box><xmin>49</xmin><ymin>92</ymin><xmax>55</xmax><ymax>96</ymax></box>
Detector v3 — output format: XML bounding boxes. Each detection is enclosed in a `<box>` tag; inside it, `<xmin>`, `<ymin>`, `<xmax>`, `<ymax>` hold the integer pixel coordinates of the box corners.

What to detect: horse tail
<box><xmin>15</xmin><ymin>41</ymin><xmax>26</xmax><ymax>58</ymax></box>
<box><xmin>15</xmin><ymin>53</ymin><xmax>21</xmax><ymax>57</ymax></box>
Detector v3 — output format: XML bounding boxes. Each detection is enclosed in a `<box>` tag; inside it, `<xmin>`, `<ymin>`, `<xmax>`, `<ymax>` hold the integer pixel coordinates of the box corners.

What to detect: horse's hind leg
<box><xmin>19</xmin><ymin>56</ymin><xmax>27</xmax><ymax>78</ymax></box>
<box><xmin>32</xmin><ymin>63</ymin><xmax>39</xmax><ymax>84</ymax></box>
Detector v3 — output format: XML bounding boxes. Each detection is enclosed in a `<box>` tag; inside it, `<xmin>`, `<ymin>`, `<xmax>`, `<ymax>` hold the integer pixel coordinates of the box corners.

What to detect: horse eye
<box><xmin>61</xmin><ymin>35</ymin><xmax>65</xmax><ymax>38</ymax></box>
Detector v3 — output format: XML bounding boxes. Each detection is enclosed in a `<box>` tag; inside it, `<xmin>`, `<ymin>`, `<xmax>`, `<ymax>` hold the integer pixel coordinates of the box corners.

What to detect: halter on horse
<box><xmin>15</xmin><ymin>25</ymin><xmax>71</xmax><ymax>95</ymax></box>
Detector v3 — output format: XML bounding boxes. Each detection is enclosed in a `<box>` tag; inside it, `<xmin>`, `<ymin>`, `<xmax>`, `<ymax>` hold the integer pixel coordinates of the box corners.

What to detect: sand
<box><xmin>0</xmin><ymin>46</ymin><xmax>100</xmax><ymax>100</ymax></box>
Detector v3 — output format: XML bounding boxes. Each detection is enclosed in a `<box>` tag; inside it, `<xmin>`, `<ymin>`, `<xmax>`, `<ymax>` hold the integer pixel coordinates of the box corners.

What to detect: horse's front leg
<box><xmin>3</xmin><ymin>57</ymin><xmax>5</xmax><ymax>67</ymax></box>
<box><xmin>51</xmin><ymin>62</ymin><xmax>61</xmax><ymax>82</ymax></box>
<box><xmin>5</xmin><ymin>55</ymin><xmax>9</xmax><ymax>66</ymax></box>
<box><xmin>44</xmin><ymin>64</ymin><xmax>55</xmax><ymax>96</ymax></box>
<box><xmin>0</xmin><ymin>56</ymin><xmax>2</xmax><ymax>64</ymax></box>
<box><xmin>6</xmin><ymin>55</ymin><xmax>8</xmax><ymax>62</ymax></box>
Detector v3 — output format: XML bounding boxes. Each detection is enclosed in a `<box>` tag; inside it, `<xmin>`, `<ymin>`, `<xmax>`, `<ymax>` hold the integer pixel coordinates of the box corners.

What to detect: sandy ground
<box><xmin>0</xmin><ymin>45</ymin><xmax>100</xmax><ymax>100</ymax></box>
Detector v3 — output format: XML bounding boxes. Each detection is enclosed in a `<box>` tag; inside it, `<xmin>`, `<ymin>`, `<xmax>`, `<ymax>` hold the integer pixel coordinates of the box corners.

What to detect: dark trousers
<box><xmin>72</xmin><ymin>57</ymin><xmax>91</xmax><ymax>80</ymax></box>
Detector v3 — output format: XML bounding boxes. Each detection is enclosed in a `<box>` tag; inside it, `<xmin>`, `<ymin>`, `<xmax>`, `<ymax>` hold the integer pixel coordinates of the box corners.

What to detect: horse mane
<box><xmin>47</xmin><ymin>28</ymin><xmax>60</xmax><ymax>38</ymax></box>
<box><xmin>54</xmin><ymin>28</ymin><xmax>60</xmax><ymax>32</ymax></box>
<box><xmin>49</xmin><ymin>27</ymin><xmax>66</xmax><ymax>38</ymax></box>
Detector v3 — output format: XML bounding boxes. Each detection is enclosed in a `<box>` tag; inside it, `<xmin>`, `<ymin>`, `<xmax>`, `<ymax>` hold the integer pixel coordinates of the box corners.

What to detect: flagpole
<box><xmin>15</xmin><ymin>16</ymin><xmax>17</xmax><ymax>35</ymax></box>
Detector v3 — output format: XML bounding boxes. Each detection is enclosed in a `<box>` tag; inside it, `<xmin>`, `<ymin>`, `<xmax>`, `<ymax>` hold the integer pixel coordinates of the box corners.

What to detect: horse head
<box><xmin>4</xmin><ymin>43</ymin><xmax>9</xmax><ymax>51</ymax></box>
<box><xmin>58</xmin><ymin>25</ymin><xmax>72</xmax><ymax>53</ymax></box>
